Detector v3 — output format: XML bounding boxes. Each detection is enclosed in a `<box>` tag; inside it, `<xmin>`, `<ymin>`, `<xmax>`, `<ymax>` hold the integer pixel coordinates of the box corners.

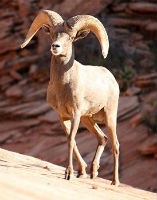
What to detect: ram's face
<box><xmin>50</xmin><ymin>29</ymin><xmax>73</xmax><ymax>56</ymax></box>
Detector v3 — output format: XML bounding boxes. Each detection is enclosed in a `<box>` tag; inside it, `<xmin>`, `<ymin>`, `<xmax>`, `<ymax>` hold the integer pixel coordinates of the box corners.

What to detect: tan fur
<box><xmin>21</xmin><ymin>10</ymin><xmax>120</xmax><ymax>186</ymax></box>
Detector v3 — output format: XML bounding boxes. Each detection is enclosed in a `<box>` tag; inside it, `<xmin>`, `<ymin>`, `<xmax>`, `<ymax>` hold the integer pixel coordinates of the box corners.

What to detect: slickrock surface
<box><xmin>0</xmin><ymin>148</ymin><xmax>156</xmax><ymax>200</ymax></box>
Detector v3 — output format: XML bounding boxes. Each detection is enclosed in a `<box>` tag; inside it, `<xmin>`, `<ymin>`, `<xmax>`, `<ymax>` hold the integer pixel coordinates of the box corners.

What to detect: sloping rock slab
<box><xmin>0</xmin><ymin>148</ymin><xmax>156</xmax><ymax>200</ymax></box>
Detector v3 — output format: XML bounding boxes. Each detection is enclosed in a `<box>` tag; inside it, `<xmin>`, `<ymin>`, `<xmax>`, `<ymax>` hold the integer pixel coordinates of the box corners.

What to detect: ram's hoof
<box><xmin>90</xmin><ymin>171</ymin><xmax>98</xmax><ymax>179</ymax></box>
<box><xmin>111</xmin><ymin>180</ymin><xmax>120</xmax><ymax>187</ymax></box>
<box><xmin>65</xmin><ymin>167</ymin><xmax>74</xmax><ymax>180</ymax></box>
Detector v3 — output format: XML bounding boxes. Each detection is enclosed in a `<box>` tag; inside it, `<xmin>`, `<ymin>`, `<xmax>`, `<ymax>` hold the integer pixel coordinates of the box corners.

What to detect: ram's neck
<box><xmin>50</xmin><ymin>46</ymin><xmax>76</xmax><ymax>83</ymax></box>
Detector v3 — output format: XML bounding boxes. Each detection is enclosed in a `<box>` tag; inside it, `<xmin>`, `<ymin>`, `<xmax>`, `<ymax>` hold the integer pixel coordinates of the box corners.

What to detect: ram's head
<box><xmin>21</xmin><ymin>10</ymin><xmax>109</xmax><ymax>58</ymax></box>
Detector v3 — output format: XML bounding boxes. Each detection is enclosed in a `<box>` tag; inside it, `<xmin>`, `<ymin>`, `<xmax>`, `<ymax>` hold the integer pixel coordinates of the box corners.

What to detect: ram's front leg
<box><xmin>65</xmin><ymin>111</ymin><xmax>81</xmax><ymax>180</ymax></box>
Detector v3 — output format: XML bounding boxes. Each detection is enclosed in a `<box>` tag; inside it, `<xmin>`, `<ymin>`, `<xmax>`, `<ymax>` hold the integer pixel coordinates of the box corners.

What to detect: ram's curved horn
<box><xmin>66</xmin><ymin>15</ymin><xmax>109</xmax><ymax>59</ymax></box>
<box><xmin>21</xmin><ymin>10</ymin><xmax>64</xmax><ymax>48</ymax></box>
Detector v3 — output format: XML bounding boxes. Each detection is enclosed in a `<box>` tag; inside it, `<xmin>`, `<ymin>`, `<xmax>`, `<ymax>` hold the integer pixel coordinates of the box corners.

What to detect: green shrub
<box><xmin>113</xmin><ymin>65</ymin><xmax>136</xmax><ymax>91</ymax></box>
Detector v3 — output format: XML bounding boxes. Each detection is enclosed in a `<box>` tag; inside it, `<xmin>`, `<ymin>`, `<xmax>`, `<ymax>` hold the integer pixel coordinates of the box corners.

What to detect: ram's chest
<box><xmin>46</xmin><ymin>81</ymin><xmax>79</xmax><ymax>117</ymax></box>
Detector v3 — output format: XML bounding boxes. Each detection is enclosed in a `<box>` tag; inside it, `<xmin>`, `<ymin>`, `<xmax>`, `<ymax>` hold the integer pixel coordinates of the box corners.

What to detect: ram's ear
<box><xmin>74</xmin><ymin>29</ymin><xmax>90</xmax><ymax>41</ymax></box>
<box><xmin>42</xmin><ymin>24</ymin><xmax>50</xmax><ymax>34</ymax></box>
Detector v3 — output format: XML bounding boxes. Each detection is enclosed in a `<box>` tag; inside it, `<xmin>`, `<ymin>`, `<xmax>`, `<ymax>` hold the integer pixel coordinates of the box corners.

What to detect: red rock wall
<box><xmin>1</xmin><ymin>0</ymin><xmax>156</xmax><ymax>96</ymax></box>
<box><xmin>0</xmin><ymin>0</ymin><xmax>156</xmax><ymax>74</ymax></box>
<box><xmin>0</xmin><ymin>0</ymin><xmax>112</xmax><ymax>76</ymax></box>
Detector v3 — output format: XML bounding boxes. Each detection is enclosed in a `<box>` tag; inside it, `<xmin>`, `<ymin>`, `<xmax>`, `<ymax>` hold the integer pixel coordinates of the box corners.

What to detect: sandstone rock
<box><xmin>0</xmin><ymin>7</ymin><xmax>14</xmax><ymax>19</ymax></box>
<box><xmin>0</xmin><ymin>100</ymin><xmax>50</xmax><ymax>118</ymax></box>
<box><xmin>26</xmin><ymin>138</ymin><xmax>58</xmax><ymax>157</ymax></box>
<box><xmin>134</xmin><ymin>48</ymin><xmax>154</xmax><ymax>58</ymax></box>
<box><xmin>130</xmin><ymin>33</ymin><xmax>144</xmax><ymax>41</ymax></box>
<box><xmin>125</xmin><ymin>87</ymin><xmax>141</xmax><ymax>96</ymax></box>
<box><xmin>17</xmin><ymin>0</ymin><xmax>30</xmax><ymax>17</ymax></box>
<box><xmin>112</xmin><ymin>3</ymin><xmax>127</xmax><ymax>12</ymax></box>
<box><xmin>134</xmin><ymin>42</ymin><xmax>149</xmax><ymax>51</ymax></box>
<box><xmin>38</xmin><ymin>110</ymin><xmax>59</xmax><ymax>123</ymax></box>
<box><xmin>138</xmin><ymin>135</ymin><xmax>157</xmax><ymax>157</ymax></box>
<box><xmin>141</xmin><ymin>91</ymin><xmax>157</xmax><ymax>105</ymax></box>
<box><xmin>25</xmin><ymin>88</ymin><xmax>46</xmax><ymax>101</ymax></box>
<box><xmin>9</xmin><ymin>70</ymin><xmax>23</xmax><ymax>81</ymax></box>
<box><xmin>23</xmin><ymin>102</ymin><xmax>50</xmax><ymax>117</ymax></box>
<box><xmin>139</xmin><ymin>58</ymin><xmax>154</xmax><ymax>68</ymax></box>
<box><xmin>141</xmin><ymin>144</ymin><xmax>157</xmax><ymax>158</ymax></box>
<box><xmin>0</xmin><ymin>100</ymin><xmax>11</xmax><ymax>108</ymax></box>
<box><xmin>118</xmin><ymin>96</ymin><xmax>140</xmax><ymax>121</ymax></box>
<box><xmin>29</xmin><ymin>64</ymin><xmax>39</xmax><ymax>76</ymax></box>
<box><xmin>39</xmin><ymin>0</ymin><xmax>59</xmax><ymax>9</ymax></box>
<box><xmin>108</xmin><ymin>18</ymin><xmax>145</xmax><ymax>27</ymax></box>
<box><xmin>129</xmin><ymin>113</ymin><xmax>142</xmax><ymax>128</ymax></box>
<box><xmin>0</xmin><ymin>34</ymin><xmax>20</xmax><ymax>54</ymax></box>
<box><xmin>135</xmin><ymin>80</ymin><xmax>157</xmax><ymax>89</ymax></box>
<box><xmin>5</xmin><ymin>84</ymin><xmax>23</xmax><ymax>98</ymax></box>
<box><xmin>18</xmin><ymin>78</ymin><xmax>28</xmax><ymax>86</ymax></box>
<box><xmin>127</xmin><ymin>3</ymin><xmax>157</xmax><ymax>13</ymax></box>
<box><xmin>0</xmin><ymin>0</ymin><xmax>156</xmax><ymax>82</ymax></box>
<box><xmin>142</xmin><ymin>103</ymin><xmax>154</xmax><ymax>114</ymax></box>
<box><xmin>0</xmin><ymin>18</ymin><xmax>13</xmax><ymax>39</ymax></box>
<box><xmin>0</xmin><ymin>148</ymin><xmax>156</xmax><ymax>200</ymax></box>
<box><xmin>114</xmin><ymin>28</ymin><xmax>130</xmax><ymax>35</ymax></box>
<box><xmin>145</xmin><ymin>22</ymin><xmax>157</xmax><ymax>33</ymax></box>
<box><xmin>0</xmin><ymin>119</ymin><xmax>40</xmax><ymax>132</ymax></box>
<box><xmin>0</xmin><ymin>55</ymin><xmax>38</xmax><ymax>76</ymax></box>
<box><xmin>0</xmin><ymin>75</ymin><xmax>14</xmax><ymax>86</ymax></box>
<box><xmin>0</xmin><ymin>130</ymin><xmax>18</xmax><ymax>144</ymax></box>
<box><xmin>53</xmin><ymin>0</ymin><xmax>112</xmax><ymax>17</ymax></box>
<box><xmin>135</xmin><ymin>73</ymin><xmax>157</xmax><ymax>88</ymax></box>
<box><xmin>0</xmin><ymin>60</ymin><xmax>5</xmax><ymax>70</ymax></box>
<box><xmin>136</xmin><ymin>73</ymin><xmax>157</xmax><ymax>81</ymax></box>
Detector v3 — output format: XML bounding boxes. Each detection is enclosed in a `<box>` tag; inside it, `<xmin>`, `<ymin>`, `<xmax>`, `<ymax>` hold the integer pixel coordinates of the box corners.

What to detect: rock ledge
<box><xmin>0</xmin><ymin>148</ymin><xmax>156</xmax><ymax>200</ymax></box>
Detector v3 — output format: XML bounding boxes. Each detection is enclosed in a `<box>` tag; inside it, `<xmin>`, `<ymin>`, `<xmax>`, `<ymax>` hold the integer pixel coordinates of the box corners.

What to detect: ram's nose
<box><xmin>50</xmin><ymin>43</ymin><xmax>62</xmax><ymax>55</ymax></box>
<box><xmin>51</xmin><ymin>43</ymin><xmax>60</xmax><ymax>50</ymax></box>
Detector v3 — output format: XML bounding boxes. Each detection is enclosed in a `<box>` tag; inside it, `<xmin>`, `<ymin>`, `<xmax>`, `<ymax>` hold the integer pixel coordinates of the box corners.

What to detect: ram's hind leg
<box><xmin>60</xmin><ymin>117</ymin><xmax>87</xmax><ymax>178</ymax></box>
<box><xmin>81</xmin><ymin>117</ymin><xmax>108</xmax><ymax>179</ymax></box>
<box><xmin>105</xmin><ymin>111</ymin><xmax>120</xmax><ymax>186</ymax></box>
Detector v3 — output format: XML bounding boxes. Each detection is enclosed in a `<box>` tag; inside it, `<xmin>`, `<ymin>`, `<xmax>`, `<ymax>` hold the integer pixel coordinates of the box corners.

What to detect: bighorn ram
<box><xmin>21</xmin><ymin>10</ymin><xmax>120</xmax><ymax>186</ymax></box>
